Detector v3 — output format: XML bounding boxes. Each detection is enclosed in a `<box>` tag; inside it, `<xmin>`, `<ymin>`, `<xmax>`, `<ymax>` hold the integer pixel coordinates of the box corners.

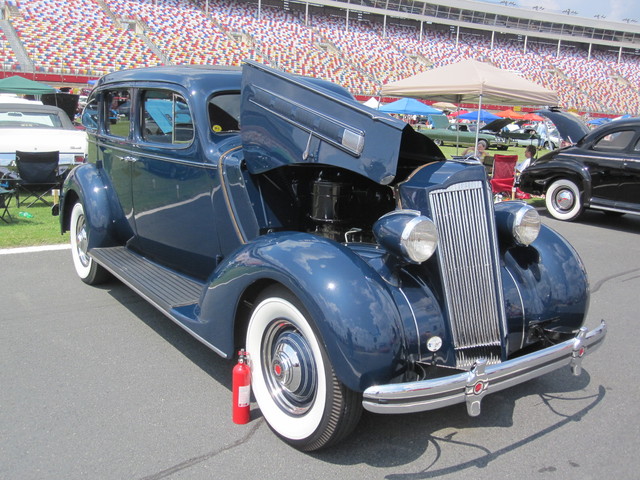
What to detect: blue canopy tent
<box><xmin>588</xmin><ymin>117</ymin><xmax>610</xmax><ymax>126</ymax></box>
<box><xmin>458</xmin><ymin>109</ymin><xmax>501</xmax><ymax>123</ymax></box>
<box><xmin>379</xmin><ymin>98</ymin><xmax>442</xmax><ymax>116</ymax></box>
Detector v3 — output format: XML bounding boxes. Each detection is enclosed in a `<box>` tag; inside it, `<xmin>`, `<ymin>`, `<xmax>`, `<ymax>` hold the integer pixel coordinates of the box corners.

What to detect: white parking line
<box><xmin>0</xmin><ymin>244</ymin><xmax>71</xmax><ymax>255</ymax></box>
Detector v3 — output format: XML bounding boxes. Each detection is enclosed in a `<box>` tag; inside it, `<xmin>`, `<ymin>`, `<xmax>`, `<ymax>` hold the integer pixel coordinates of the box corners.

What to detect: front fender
<box><xmin>502</xmin><ymin>223</ymin><xmax>589</xmax><ymax>353</ymax></box>
<box><xmin>520</xmin><ymin>156</ymin><xmax>592</xmax><ymax>201</ymax></box>
<box><xmin>61</xmin><ymin>163</ymin><xmax>129</xmax><ymax>249</ymax></box>
<box><xmin>198</xmin><ymin>232</ymin><xmax>406</xmax><ymax>392</ymax></box>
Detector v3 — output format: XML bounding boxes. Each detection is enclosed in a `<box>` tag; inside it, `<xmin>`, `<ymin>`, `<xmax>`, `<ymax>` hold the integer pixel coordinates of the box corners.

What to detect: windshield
<box><xmin>0</xmin><ymin>111</ymin><xmax>64</xmax><ymax>128</ymax></box>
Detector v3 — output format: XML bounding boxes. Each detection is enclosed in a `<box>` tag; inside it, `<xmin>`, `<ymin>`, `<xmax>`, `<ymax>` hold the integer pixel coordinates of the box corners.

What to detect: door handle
<box><xmin>123</xmin><ymin>156</ymin><xmax>138</xmax><ymax>163</ymax></box>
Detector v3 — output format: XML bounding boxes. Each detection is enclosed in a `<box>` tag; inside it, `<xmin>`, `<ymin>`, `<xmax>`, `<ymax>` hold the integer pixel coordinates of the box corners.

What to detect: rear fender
<box><xmin>198</xmin><ymin>232</ymin><xmax>406</xmax><ymax>392</ymax></box>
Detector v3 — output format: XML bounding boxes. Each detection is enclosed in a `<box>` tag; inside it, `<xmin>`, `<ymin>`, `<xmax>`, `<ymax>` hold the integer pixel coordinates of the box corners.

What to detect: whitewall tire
<box><xmin>70</xmin><ymin>202</ymin><xmax>109</xmax><ymax>285</ymax></box>
<box><xmin>246</xmin><ymin>286</ymin><xmax>361</xmax><ymax>451</ymax></box>
<box><xmin>545</xmin><ymin>179</ymin><xmax>584</xmax><ymax>221</ymax></box>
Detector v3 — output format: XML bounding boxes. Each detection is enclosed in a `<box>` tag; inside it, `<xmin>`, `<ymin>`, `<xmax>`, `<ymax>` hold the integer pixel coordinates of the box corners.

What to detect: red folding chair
<box><xmin>489</xmin><ymin>155</ymin><xmax>531</xmax><ymax>200</ymax></box>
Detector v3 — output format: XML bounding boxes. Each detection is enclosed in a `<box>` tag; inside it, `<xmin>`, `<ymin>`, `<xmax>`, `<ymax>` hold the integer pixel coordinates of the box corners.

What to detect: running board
<box><xmin>90</xmin><ymin>246</ymin><xmax>204</xmax><ymax>314</ymax></box>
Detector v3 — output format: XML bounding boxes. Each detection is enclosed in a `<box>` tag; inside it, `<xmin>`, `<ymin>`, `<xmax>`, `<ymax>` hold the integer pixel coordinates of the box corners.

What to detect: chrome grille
<box><xmin>429</xmin><ymin>181</ymin><xmax>504</xmax><ymax>369</ymax></box>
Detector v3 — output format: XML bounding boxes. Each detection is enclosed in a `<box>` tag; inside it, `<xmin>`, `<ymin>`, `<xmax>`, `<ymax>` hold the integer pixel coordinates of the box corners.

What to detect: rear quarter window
<box><xmin>142</xmin><ymin>90</ymin><xmax>193</xmax><ymax>145</ymax></box>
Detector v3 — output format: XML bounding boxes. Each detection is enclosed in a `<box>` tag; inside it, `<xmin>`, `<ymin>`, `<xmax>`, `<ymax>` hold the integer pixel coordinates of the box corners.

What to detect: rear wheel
<box><xmin>70</xmin><ymin>202</ymin><xmax>109</xmax><ymax>285</ymax></box>
<box><xmin>545</xmin><ymin>179</ymin><xmax>584</xmax><ymax>221</ymax></box>
<box><xmin>433</xmin><ymin>138</ymin><xmax>443</xmax><ymax>146</ymax></box>
<box><xmin>477</xmin><ymin>139</ymin><xmax>489</xmax><ymax>150</ymax></box>
<box><xmin>246</xmin><ymin>286</ymin><xmax>362</xmax><ymax>451</ymax></box>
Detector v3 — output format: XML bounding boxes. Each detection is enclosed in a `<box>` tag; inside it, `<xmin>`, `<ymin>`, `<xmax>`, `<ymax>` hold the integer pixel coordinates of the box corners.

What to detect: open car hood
<box><xmin>240</xmin><ymin>61</ymin><xmax>443</xmax><ymax>185</ymax></box>
<box><xmin>535</xmin><ymin>109</ymin><xmax>590</xmax><ymax>144</ymax></box>
<box><xmin>480</xmin><ymin>118</ymin><xmax>514</xmax><ymax>133</ymax></box>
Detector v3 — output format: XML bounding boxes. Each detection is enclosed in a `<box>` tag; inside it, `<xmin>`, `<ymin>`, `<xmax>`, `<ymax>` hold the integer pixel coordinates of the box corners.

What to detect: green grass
<box><xmin>0</xmin><ymin>194</ymin><xmax>68</xmax><ymax>248</ymax></box>
<box><xmin>0</xmin><ymin>145</ymin><xmax>542</xmax><ymax>249</ymax></box>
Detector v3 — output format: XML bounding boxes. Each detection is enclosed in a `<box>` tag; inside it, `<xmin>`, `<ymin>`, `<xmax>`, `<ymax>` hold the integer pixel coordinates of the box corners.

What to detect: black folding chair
<box><xmin>14</xmin><ymin>150</ymin><xmax>62</xmax><ymax>208</ymax></box>
<box><xmin>0</xmin><ymin>185</ymin><xmax>14</xmax><ymax>223</ymax></box>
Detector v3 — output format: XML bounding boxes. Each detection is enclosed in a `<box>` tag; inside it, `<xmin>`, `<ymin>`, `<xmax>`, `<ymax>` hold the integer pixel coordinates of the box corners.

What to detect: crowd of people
<box><xmin>0</xmin><ymin>0</ymin><xmax>639</xmax><ymax>116</ymax></box>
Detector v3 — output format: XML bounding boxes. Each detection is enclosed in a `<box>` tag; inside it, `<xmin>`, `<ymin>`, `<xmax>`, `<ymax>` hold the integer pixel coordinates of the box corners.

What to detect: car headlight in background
<box><xmin>495</xmin><ymin>202</ymin><xmax>541</xmax><ymax>246</ymax></box>
<box><xmin>373</xmin><ymin>210</ymin><xmax>438</xmax><ymax>263</ymax></box>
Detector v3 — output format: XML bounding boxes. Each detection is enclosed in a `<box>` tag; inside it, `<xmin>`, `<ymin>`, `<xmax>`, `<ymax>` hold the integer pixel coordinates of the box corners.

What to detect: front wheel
<box><xmin>545</xmin><ymin>179</ymin><xmax>584</xmax><ymax>221</ymax></box>
<box><xmin>70</xmin><ymin>202</ymin><xmax>110</xmax><ymax>284</ymax></box>
<box><xmin>246</xmin><ymin>286</ymin><xmax>362</xmax><ymax>451</ymax></box>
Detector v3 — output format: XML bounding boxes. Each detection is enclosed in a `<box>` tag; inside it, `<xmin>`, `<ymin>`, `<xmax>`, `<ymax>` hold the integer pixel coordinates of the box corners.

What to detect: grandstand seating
<box><xmin>0</xmin><ymin>0</ymin><xmax>639</xmax><ymax>116</ymax></box>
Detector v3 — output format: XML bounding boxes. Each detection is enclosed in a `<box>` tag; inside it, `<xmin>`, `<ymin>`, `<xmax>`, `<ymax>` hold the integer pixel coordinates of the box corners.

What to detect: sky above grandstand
<box><xmin>478</xmin><ymin>0</ymin><xmax>638</xmax><ymax>23</ymax></box>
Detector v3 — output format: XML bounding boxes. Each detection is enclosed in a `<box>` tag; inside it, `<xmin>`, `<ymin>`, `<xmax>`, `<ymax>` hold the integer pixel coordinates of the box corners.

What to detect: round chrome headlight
<box><xmin>373</xmin><ymin>210</ymin><xmax>438</xmax><ymax>263</ymax></box>
<box><xmin>401</xmin><ymin>216</ymin><xmax>438</xmax><ymax>263</ymax></box>
<box><xmin>513</xmin><ymin>205</ymin><xmax>541</xmax><ymax>246</ymax></box>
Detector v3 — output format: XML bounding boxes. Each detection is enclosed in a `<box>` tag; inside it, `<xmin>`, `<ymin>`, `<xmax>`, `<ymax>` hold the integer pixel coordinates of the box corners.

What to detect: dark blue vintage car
<box><xmin>59</xmin><ymin>62</ymin><xmax>606</xmax><ymax>451</ymax></box>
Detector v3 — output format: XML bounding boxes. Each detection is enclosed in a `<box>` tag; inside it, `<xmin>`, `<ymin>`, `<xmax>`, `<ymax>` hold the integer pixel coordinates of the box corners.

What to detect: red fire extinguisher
<box><xmin>232</xmin><ymin>349</ymin><xmax>251</xmax><ymax>424</ymax></box>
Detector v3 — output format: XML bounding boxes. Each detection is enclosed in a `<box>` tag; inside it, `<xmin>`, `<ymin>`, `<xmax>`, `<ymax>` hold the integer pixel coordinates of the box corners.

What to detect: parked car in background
<box><xmin>417</xmin><ymin>115</ymin><xmax>512</xmax><ymax>150</ymax></box>
<box><xmin>0</xmin><ymin>102</ymin><xmax>87</xmax><ymax>170</ymax></box>
<box><xmin>519</xmin><ymin>116</ymin><xmax>639</xmax><ymax>221</ymax></box>
<box><xmin>59</xmin><ymin>62</ymin><xmax>605</xmax><ymax>451</ymax></box>
<box><xmin>502</xmin><ymin>125</ymin><xmax>539</xmax><ymax>147</ymax></box>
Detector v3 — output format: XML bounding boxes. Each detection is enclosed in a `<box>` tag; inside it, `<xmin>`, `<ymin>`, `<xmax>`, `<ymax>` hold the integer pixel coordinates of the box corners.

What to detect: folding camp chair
<box><xmin>14</xmin><ymin>150</ymin><xmax>62</xmax><ymax>207</ymax></box>
<box><xmin>490</xmin><ymin>154</ymin><xmax>531</xmax><ymax>200</ymax></box>
<box><xmin>490</xmin><ymin>154</ymin><xmax>518</xmax><ymax>199</ymax></box>
<box><xmin>0</xmin><ymin>185</ymin><xmax>15</xmax><ymax>223</ymax></box>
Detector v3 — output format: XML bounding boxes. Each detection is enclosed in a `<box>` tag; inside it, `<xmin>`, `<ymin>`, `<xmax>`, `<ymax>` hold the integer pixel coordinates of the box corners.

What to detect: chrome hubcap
<box><xmin>75</xmin><ymin>215</ymin><xmax>90</xmax><ymax>268</ymax></box>
<box><xmin>555</xmin><ymin>189</ymin><xmax>575</xmax><ymax>211</ymax></box>
<box><xmin>263</xmin><ymin>320</ymin><xmax>316</xmax><ymax>416</ymax></box>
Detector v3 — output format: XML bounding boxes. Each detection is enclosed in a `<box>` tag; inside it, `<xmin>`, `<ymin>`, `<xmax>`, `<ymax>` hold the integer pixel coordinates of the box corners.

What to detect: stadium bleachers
<box><xmin>1</xmin><ymin>0</ymin><xmax>639</xmax><ymax>116</ymax></box>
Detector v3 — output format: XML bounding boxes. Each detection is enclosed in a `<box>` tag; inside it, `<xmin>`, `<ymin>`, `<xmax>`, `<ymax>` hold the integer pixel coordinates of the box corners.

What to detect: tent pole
<box><xmin>475</xmin><ymin>94</ymin><xmax>483</xmax><ymax>157</ymax></box>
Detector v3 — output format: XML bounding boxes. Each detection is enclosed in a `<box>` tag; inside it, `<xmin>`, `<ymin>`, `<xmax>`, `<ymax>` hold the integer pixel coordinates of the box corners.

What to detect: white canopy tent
<box><xmin>381</xmin><ymin>60</ymin><xmax>558</xmax><ymax>154</ymax></box>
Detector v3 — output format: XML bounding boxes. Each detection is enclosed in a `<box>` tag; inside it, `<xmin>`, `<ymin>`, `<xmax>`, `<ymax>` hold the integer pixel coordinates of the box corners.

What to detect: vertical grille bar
<box><xmin>429</xmin><ymin>181</ymin><xmax>503</xmax><ymax>369</ymax></box>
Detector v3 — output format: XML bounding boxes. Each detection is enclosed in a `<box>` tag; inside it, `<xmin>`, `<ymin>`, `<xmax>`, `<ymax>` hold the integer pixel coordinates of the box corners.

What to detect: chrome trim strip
<box><xmin>559</xmin><ymin>152</ymin><xmax>625</xmax><ymax>162</ymax></box>
<box><xmin>590</xmin><ymin>204</ymin><xmax>640</xmax><ymax>216</ymax></box>
<box><xmin>362</xmin><ymin>321</ymin><xmax>606</xmax><ymax>415</ymax></box>
<box><xmin>397</xmin><ymin>285</ymin><xmax>422</xmax><ymax>359</ymax></box>
<box><xmin>94</xmin><ymin>139</ymin><xmax>215</xmax><ymax>168</ymax></box>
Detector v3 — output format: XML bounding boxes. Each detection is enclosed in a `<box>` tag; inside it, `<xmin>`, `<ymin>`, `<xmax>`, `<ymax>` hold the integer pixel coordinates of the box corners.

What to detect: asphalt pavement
<box><xmin>1</xmin><ymin>208</ymin><xmax>638</xmax><ymax>480</ymax></box>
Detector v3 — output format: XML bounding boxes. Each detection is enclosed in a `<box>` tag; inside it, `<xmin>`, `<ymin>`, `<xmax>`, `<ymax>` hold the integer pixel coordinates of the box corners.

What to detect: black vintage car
<box><xmin>519</xmin><ymin>116</ymin><xmax>640</xmax><ymax>221</ymax></box>
<box><xmin>59</xmin><ymin>62</ymin><xmax>606</xmax><ymax>451</ymax></box>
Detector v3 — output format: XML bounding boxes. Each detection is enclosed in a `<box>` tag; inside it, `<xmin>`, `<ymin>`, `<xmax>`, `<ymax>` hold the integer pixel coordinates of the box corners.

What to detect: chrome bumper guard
<box><xmin>362</xmin><ymin>321</ymin><xmax>606</xmax><ymax>416</ymax></box>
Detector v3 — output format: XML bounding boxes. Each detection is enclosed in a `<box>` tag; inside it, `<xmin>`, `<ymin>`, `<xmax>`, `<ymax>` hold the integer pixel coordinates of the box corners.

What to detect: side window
<box><xmin>105</xmin><ymin>89</ymin><xmax>131</xmax><ymax>139</ymax></box>
<box><xmin>592</xmin><ymin>130</ymin><xmax>635</xmax><ymax>152</ymax></box>
<box><xmin>141</xmin><ymin>90</ymin><xmax>193</xmax><ymax>145</ymax></box>
<box><xmin>634</xmin><ymin>137</ymin><xmax>640</xmax><ymax>152</ymax></box>
<box><xmin>208</xmin><ymin>93</ymin><xmax>240</xmax><ymax>133</ymax></box>
<box><xmin>81</xmin><ymin>94</ymin><xmax>98</xmax><ymax>131</ymax></box>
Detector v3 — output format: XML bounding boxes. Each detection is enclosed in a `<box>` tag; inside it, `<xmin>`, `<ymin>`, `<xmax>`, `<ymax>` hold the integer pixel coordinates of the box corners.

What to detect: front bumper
<box><xmin>363</xmin><ymin>321</ymin><xmax>606</xmax><ymax>415</ymax></box>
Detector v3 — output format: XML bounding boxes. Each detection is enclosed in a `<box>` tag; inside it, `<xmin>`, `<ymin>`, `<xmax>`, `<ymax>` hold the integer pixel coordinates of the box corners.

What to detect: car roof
<box><xmin>579</xmin><ymin>117</ymin><xmax>640</xmax><ymax>143</ymax></box>
<box><xmin>96</xmin><ymin>65</ymin><xmax>244</xmax><ymax>92</ymax></box>
<box><xmin>96</xmin><ymin>64</ymin><xmax>356</xmax><ymax>101</ymax></box>
<box><xmin>0</xmin><ymin>102</ymin><xmax>75</xmax><ymax>129</ymax></box>
<box><xmin>0</xmin><ymin>102</ymin><xmax>67</xmax><ymax>114</ymax></box>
